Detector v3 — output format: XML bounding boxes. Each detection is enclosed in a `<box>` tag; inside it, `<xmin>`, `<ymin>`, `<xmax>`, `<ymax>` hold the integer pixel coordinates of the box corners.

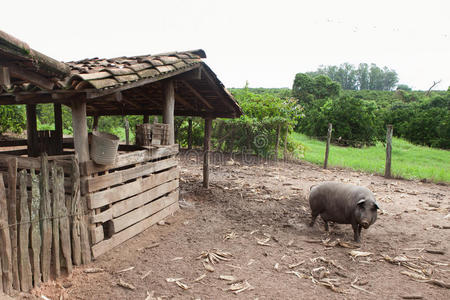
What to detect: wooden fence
<box><xmin>0</xmin><ymin>154</ymin><xmax>89</xmax><ymax>295</ymax></box>
<box><xmin>83</xmin><ymin>144</ymin><xmax>180</xmax><ymax>258</ymax></box>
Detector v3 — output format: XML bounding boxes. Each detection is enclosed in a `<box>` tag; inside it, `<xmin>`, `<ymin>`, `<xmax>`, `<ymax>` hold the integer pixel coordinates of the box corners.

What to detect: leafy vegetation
<box><xmin>307</xmin><ymin>62</ymin><xmax>399</xmax><ymax>91</ymax></box>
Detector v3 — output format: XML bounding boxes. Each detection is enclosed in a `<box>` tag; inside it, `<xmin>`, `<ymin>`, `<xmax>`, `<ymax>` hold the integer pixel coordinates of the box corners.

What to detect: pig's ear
<box><xmin>357</xmin><ymin>199</ymin><xmax>366</xmax><ymax>206</ymax></box>
<box><xmin>374</xmin><ymin>202</ymin><xmax>380</xmax><ymax>210</ymax></box>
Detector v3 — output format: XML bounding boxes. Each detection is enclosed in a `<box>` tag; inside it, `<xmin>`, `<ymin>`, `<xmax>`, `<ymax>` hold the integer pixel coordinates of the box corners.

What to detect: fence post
<box><xmin>324</xmin><ymin>123</ymin><xmax>332</xmax><ymax>169</ymax></box>
<box><xmin>385</xmin><ymin>125</ymin><xmax>393</xmax><ymax>178</ymax></box>
<box><xmin>275</xmin><ymin>124</ymin><xmax>281</xmax><ymax>161</ymax></box>
<box><xmin>187</xmin><ymin>118</ymin><xmax>193</xmax><ymax>150</ymax></box>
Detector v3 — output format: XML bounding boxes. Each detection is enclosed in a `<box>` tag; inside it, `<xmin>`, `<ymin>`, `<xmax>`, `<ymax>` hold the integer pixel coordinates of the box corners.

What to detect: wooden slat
<box><xmin>18</xmin><ymin>170</ymin><xmax>32</xmax><ymax>292</ymax></box>
<box><xmin>88</xmin><ymin>167</ymin><xmax>179</xmax><ymax>209</ymax></box>
<box><xmin>0</xmin><ymin>174</ymin><xmax>13</xmax><ymax>294</ymax></box>
<box><xmin>112</xmin><ymin>179</ymin><xmax>178</xmax><ymax>218</ymax></box>
<box><xmin>86</xmin><ymin>157</ymin><xmax>177</xmax><ymax>193</ymax></box>
<box><xmin>0</xmin><ymin>140</ymin><xmax>28</xmax><ymax>147</ymax></box>
<box><xmin>40</xmin><ymin>156</ymin><xmax>52</xmax><ymax>283</ymax></box>
<box><xmin>91</xmin><ymin>209</ymin><xmax>112</xmax><ymax>224</ymax></box>
<box><xmin>7</xmin><ymin>158</ymin><xmax>19</xmax><ymax>290</ymax></box>
<box><xmin>92</xmin><ymin>226</ymin><xmax>104</xmax><ymax>244</ymax></box>
<box><xmin>30</xmin><ymin>169</ymin><xmax>41</xmax><ymax>287</ymax></box>
<box><xmin>50</xmin><ymin>163</ymin><xmax>60</xmax><ymax>278</ymax></box>
<box><xmin>92</xmin><ymin>201</ymin><xmax>179</xmax><ymax>258</ymax></box>
<box><xmin>71</xmin><ymin>158</ymin><xmax>81</xmax><ymax>266</ymax></box>
<box><xmin>57</xmin><ymin>166</ymin><xmax>72</xmax><ymax>274</ymax></box>
<box><xmin>81</xmin><ymin>144</ymin><xmax>178</xmax><ymax>176</ymax></box>
<box><xmin>112</xmin><ymin>189</ymin><xmax>178</xmax><ymax>233</ymax></box>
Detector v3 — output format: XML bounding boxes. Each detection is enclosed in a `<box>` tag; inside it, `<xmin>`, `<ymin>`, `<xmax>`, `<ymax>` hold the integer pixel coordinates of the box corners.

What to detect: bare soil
<box><xmin>16</xmin><ymin>154</ymin><xmax>450</xmax><ymax>300</ymax></box>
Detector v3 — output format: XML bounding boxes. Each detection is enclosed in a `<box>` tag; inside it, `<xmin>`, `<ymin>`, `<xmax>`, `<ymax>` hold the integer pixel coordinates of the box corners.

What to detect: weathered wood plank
<box><xmin>112</xmin><ymin>179</ymin><xmax>179</xmax><ymax>218</ymax></box>
<box><xmin>39</xmin><ymin>155</ymin><xmax>52</xmax><ymax>283</ymax></box>
<box><xmin>92</xmin><ymin>201</ymin><xmax>179</xmax><ymax>258</ymax></box>
<box><xmin>57</xmin><ymin>166</ymin><xmax>72</xmax><ymax>274</ymax></box>
<box><xmin>7</xmin><ymin>158</ymin><xmax>19</xmax><ymax>290</ymax></box>
<box><xmin>71</xmin><ymin>157</ymin><xmax>81</xmax><ymax>266</ymax></box>
<box><xmin>113</xmin><ymin>189</ymin><xmax>178</xmax><ymax>233</ymax></box>
<box><xmin>18</xmin><ymin>170</ymin><xmax>32</xmax><ymax>292</ymax></box>
<box><xmin>91</xmin><ymin>209</ymin><xmax>112</xmax><ymax>224</ymax></box>
<box><xmin>88</xmin><ymin>167</ymin><xmax>179</xmax><ymax>209</ymax></box>
<box><xmin>50</xmin><ymin>162</ymin><xmax>60</xmax><ymax>278</ymax></box>
<box><xmin>86</xmin><ymin>157</ymin><xmax>177</xmax><ymax>193</ymax></box>
<box><xmin>92</xmin><ymin>226</ymin><xmax>104</xmax><ymax>244</ymax></box>
<box><xmin>0</xmin><ymin>154</ymin><xmax>73</xmax><ymax>173</ymax></box>
<box><xmin>30</xmin><ymin>169</ymin><xmax>41</xmax><ymax>287</ymax></box>
<box><xmin>81</xmin><ymin>144</ymin><xmax>178</xmax><ymax>176</ymax></box>
<box><xmin>0</xmin><ymin>175</ymin><xmax>13</xmax><ymax>294</ymax></box>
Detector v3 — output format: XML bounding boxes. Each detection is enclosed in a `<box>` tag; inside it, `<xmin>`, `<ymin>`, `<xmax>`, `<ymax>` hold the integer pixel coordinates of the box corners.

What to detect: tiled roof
<box><xmin>65</xmin><ymin>50</ymin><xmax>205</xmax><ymax>90</ymax></box>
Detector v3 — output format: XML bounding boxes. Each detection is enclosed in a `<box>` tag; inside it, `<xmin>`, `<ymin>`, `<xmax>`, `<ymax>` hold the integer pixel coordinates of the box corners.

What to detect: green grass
<box><xmin>291</xmin><ymin>132</ymin><xmax>450</xmax><ymax>183</ymax></box>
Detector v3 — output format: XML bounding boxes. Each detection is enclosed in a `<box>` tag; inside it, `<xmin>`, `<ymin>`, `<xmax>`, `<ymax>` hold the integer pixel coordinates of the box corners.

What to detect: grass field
<box><xmin>291</xmin><ymin>132</ymin><xmax>450</xmax><ymax>183</ymax></box>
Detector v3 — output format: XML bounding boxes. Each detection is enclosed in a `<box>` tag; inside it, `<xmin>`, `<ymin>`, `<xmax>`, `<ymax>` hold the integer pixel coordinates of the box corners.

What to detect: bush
<box><xmin>299</xmin><ymin>96</ymin><xmax>384</xmax><ymax>146</ymax></box>
<box><xmin>0</xmin><ymin>105</ymin><xmax>26</xmax><ymax>134</ymax></box>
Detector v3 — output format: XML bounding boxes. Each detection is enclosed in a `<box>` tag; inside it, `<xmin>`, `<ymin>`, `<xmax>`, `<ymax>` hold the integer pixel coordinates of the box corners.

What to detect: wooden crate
<box><xmin>135</xmin><ymin>123</ymin><xmax>169</xmax><ymax>146</ymax></box>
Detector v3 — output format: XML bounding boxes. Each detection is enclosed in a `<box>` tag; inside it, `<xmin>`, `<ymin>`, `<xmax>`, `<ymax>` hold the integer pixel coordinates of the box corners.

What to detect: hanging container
<box><xmin>90</xmin><ymin>131</ymin><xmax>120</xmax><ymax>165</ymax></box>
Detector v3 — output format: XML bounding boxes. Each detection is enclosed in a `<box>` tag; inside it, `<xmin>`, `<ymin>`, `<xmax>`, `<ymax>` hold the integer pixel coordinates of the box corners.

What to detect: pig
<box><xmin>308</xmin><ymin>182</ymin><xmax>379</xmax><ymax>242</ymax></box>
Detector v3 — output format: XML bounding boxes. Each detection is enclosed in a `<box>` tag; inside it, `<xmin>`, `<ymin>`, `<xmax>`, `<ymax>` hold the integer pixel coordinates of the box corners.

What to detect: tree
<box><xmin>292</xmin><ymin>73</ymin><xmax>340</xmax><ymax>105</ymax></box>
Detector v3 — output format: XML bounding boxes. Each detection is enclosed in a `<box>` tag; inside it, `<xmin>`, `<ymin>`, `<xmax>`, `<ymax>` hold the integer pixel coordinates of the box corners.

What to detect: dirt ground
<box><xmin>15</xmin><ymin>152</ymin><xmax>450</xmax><ymax>300</ymax></box>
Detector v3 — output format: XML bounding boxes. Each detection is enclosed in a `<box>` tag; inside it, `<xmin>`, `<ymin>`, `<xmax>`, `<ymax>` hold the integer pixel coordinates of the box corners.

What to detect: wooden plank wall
<box><xmin>0</xmin><ymin>154</ymin><xmax>81</xmax><ymax>295</ymax></box>
<box><xmin>87</xmin><ymin>145</ymin><xmax>180</xmax><ymax>258</ymax></box>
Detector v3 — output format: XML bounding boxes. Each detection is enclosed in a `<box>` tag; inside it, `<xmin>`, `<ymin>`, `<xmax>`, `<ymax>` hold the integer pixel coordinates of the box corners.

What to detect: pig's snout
<box><xmin>361</xmin><ymin>221</ymin><xmax>370</xmax><ymax>229</ymax></box>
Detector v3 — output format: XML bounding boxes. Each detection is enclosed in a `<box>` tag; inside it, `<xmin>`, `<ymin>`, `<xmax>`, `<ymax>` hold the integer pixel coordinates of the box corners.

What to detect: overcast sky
<box><xmin>2</xmin><ymin>0</ymin><xmax>449</xmax><ymax>90</ymax></box>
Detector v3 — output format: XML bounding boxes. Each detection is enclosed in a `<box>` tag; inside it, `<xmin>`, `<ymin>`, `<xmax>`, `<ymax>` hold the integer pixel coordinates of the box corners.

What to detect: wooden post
<box><xmin>18</xmin><ymin>170</ymin><xmax>32</xmax><ymax>292</ymax></box>
<box><xmin>143</xmin><ymin>114</ymin><xmax>149</xmax><ymax>124</ymax></box>
<box><xmin>40</xmin><ymin>154</ymin><xmax>52</xmax><ymax>282</ymax></box>
<box><xmin>54</xmin><ymin>103</ymin><xmax>63</xmax><ymax>155</ymax></box>
<box><xmin>187</xmin><ymin>118</ymin><xmax>193</xmax><ymax>150</ymax></box>
<box><xmin>163</xmin><ymin>80</ymin><xmax>175</xmax><ymax>145</ymax></box>
<box><xmin>30</xmin><ymin>169</ymin><xmax>41</xmax><ymax>287</ymax></box>
<box><xmin>26</xmin><ymin>104</ymin><xmax>38</xmax><ymax>157</ymax></box>
<box><xmin>57</xmin><ymin>166</ymin><xmax>72</xmax><ymax>274</ymax></box>
<box><xmin>324</xmin><ymin>123</ymin><xmax>332</xmax><ymax>169</ymax></box>
<box><xmin>203</xmin><ymin>118</ymin><xmax>212</xmax><ymax>188</ymax></box>
<box><xmin>71</xmin><ymin>100</ymin><xmax>90</xmax><ymax>163</ymax></box>
<box><xmin>124</xmin><ymin>117</ymin><xmax>130</xmax><ymax>145</ymax></box>
<box><xmin>71</xmin><ymin>101</ymin><xmax>91</xmax><ymax>264</ymax></box>
<box><xmin>0</xmin><ymin>175</ymin><xmax>13</xmax><ymax>294</ymax></box>
<box><xmin>93</xmin><ymin>116</ymin><xmax>99</xmax><ymax>131</ymax></box>
<box><xmin>50</xmin><ymin>162</ymin><xmax>60</xmax><ymax>278</ymax></box>
<box><xmin>385</xmin><ymin>125</ymin><xmax>393</xmax><ymax>178</ymax></box>
<box><xmin>283</xmin><ymin>126</ymin><xmax>288</xmax><ymax>161</ymax></box>
<box><xmin>7</xmin><ymin>158</ymin><xmax>19</xmax><ymax>290</ymax></box>
<box><xmin>275</xmin><ymin>124</ymin><xmax>281</xmax><ymax>161</ymax></box>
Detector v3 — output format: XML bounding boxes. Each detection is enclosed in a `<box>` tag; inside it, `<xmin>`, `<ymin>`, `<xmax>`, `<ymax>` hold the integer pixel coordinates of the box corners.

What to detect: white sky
<box><xmin>1</xmin><ymin>0</ymin><xmax>449</xmax><ymax>90</ymax></box>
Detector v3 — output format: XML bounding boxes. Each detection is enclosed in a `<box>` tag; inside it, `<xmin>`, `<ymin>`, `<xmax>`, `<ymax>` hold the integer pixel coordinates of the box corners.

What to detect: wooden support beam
<box><xmin>0</xmin><ymin>67</ymin><xmax>10</xmax><ymax>87</ymax></box>
<box><xmin>163</xmin><ymin>80</ymin><xmax>175</xmax><ymax>145</ymax></box>
<box><xmin>181</xmin><ymin>80</ymin><xmax>213</xmax><ymax>110</ymax></box>
<box><xmin>200</xmin><ymin>66</ymin><xmax>237</xmax><ymax>114</ymax></box>
<box><xmin>203</xmin><ymin>118</ymin><xmax>212</xmax><ymax>188</ymax></box>
<box><xmin>71</xmin><ymin>100</ymin><xmax>90</xmax><ymax>163</ymax></box>
<box><xmin>174</xmin><ymin>93</ymin><xmax>195</xmax><ymax>110</ymax></box>
<box><xmin>175</xmin><ymin>68</ymin><xmax>202</xmax><ymax>81</ymax></box>
<box><xmin>93</xmin><ymin>116</ymin><xmax>99</xmax><ymax>131</ymax></box>
<box><xmin>54</xmin><ymin>103</ymin><xmax>63</xmax><ymax>155</ymax></box>
<box><xmin>188</xmin><ymin>118</ymin><xmax>193</xmax><ymax>150</ymax></box>
<box><xmin>6</xmin><ymin>64</ymin><xmax>55</xmax><ymax>90</ymax></box>
<box><xmin>143</xmin><ymin>115</ymin><xmax>149</xmax><ymax>123</ymax></box>
<box><xmin>26</xmin><ymin>104</ymin><xmax>38</xmax><ymax>157</ymax></box>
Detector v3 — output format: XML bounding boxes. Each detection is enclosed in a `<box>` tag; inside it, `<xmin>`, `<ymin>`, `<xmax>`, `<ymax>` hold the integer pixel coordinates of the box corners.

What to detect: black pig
<box><xmin>309</xmin><ymin>182</ymin><xmax>379</xmax><ymax>242</ymax></box>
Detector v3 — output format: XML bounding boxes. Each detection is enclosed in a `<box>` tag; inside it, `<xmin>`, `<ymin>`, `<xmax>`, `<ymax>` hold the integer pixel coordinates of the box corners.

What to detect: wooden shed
<box><xmin>0</xmin><ymin>30</ymin><xmax>242</xmax><ymax>294</ymax></box>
